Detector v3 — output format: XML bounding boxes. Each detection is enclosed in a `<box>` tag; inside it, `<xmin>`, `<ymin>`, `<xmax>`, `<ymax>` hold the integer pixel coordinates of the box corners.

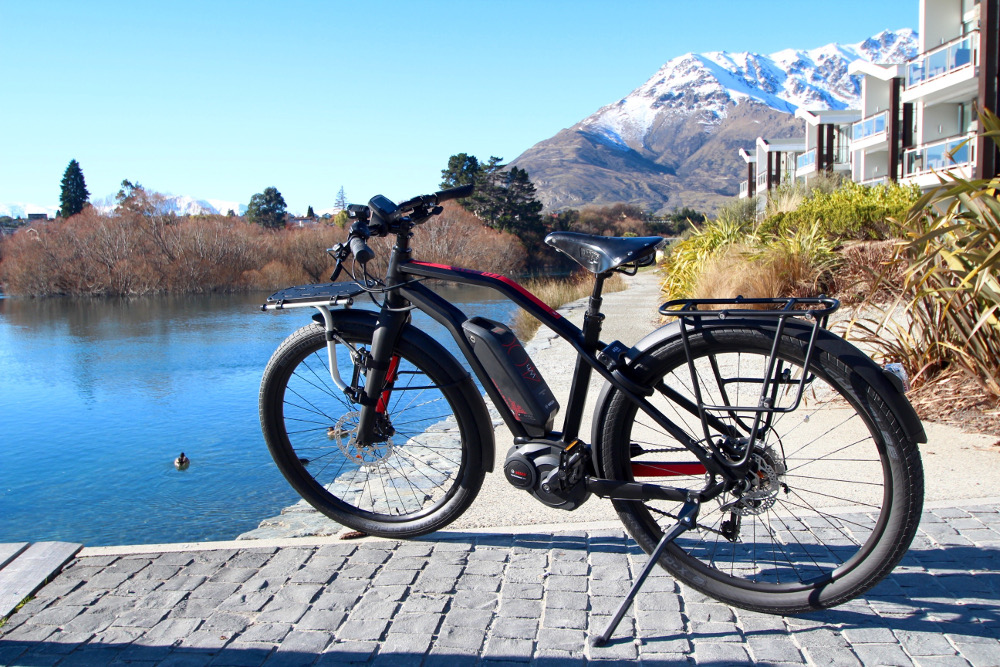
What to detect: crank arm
<box><xmin>585</xmin><ymin>477</ymin><xmax>689</xmax><ymax>502</ymax></box>
<box><xmin>585</xmin><ymin>478</ymin><xmax>726</xmax><ymax>504</ymax></box>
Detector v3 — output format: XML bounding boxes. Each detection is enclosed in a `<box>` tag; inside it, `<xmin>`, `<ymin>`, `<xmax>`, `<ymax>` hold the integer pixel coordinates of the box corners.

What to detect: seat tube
<box><xmin>562</xmin><ymin>273</ymin><xmax>607</xmax><ymax>443</ymax></box>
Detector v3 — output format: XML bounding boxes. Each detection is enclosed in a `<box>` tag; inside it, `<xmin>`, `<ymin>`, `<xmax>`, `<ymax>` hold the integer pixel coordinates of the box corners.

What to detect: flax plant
<box><xmin>845</xmin><ymin>110</ymin><xmax>1000</xmax><ymax>397</ymax></box>
<box><xmin>660</xmin><ymin>198</ymin><xmax>757</xmax><ymax>301</ymax></box>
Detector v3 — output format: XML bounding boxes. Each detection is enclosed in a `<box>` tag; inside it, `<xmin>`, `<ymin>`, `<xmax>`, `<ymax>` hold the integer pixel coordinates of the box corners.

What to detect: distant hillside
<box><xmin>510</xmin><ymin>29</ymin><xmax>917</xmax><ymax>214</ymax></box>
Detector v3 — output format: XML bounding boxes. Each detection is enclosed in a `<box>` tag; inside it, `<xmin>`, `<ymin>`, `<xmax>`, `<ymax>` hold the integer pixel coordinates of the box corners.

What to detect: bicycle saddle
<box><xmin>545</xmin><ymin>232</ymin><xmax>663</xmax><ymax>274</ymax></box>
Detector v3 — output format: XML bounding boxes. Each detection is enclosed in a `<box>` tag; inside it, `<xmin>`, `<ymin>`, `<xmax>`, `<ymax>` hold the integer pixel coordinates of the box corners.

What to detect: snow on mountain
<box><xmin>582</xmin><ymin>29</ymin><xmax>918</xmax><ymax>149</ymax></box>
<box><xmin>0</xmin><ymin>203</ymin><xmax>59</xmax><ymax>218</ymax></box>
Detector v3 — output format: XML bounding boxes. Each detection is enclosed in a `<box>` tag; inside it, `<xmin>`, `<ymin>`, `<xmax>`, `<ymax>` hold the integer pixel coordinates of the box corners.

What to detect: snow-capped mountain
<box><xmin>2</xmin><ymin>196</ymin><xmax>248</xmax><ymax>219</ymax></box>
<box><xmin>582</xmin><ymin>29</ymin><xmax>916</xmax><ymax>150</ymax></box>
<box><xmin>512</xmin><ymin>29</ymin><xmax>918</xmax><ymax>213</ymax></box>
<box><xmin>0</xmin><ymin>203</ymin><xmax>59</xmax><ymax>218</ymax></box>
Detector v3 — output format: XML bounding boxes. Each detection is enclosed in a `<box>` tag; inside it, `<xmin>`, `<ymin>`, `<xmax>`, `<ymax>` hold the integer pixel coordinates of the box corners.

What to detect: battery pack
<box><xmin>462</xmin><ymin>317</ymin><xmax>559</xmax><ymax>434</ymax></box>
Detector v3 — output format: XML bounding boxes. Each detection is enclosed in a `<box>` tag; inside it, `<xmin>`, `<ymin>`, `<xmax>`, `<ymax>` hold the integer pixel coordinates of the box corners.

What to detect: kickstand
<box><xmin>591</xmin><ymin>497</ymin><xmax>701</xmax><ymax>648</ymax></box>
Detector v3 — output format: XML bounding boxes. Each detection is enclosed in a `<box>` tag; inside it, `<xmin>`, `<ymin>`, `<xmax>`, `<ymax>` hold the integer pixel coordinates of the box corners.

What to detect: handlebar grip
<box><xmin>349</xmin><ymin>236</ymin><xmax>375</xmax><ymax>265</ymax></box>
<box><xmin>435</xmin><ymin>184</ymin><xmax>474</xmax><ymax>203</ymax></box>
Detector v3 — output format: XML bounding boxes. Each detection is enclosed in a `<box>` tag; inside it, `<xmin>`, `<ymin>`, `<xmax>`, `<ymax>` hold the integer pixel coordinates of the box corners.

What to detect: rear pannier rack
<box><xmin>657</xmin><ymin>296</ymin><xmax>841</xmax><ymax>453</ymax></box>
<box><xmin>659</xmin><ymin>295</ymin><xmax>839</xmax><ymax>325</ymax></box>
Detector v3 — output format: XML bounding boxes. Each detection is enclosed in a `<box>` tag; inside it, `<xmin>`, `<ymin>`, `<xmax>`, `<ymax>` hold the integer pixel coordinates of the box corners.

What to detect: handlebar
<box><xmin>349</xmin><ymin>235</ymin><xmax>374</xmax><ymax>265</ymax></box>
<box><xmin>338</xmin><ymin>184</ymin><xmax>475</xmax><ymax>268</ymax></box>
<box><xmin>396</xmin><ymin>184</ymin><xmax>474</xmax><ymax>212</ymax></box>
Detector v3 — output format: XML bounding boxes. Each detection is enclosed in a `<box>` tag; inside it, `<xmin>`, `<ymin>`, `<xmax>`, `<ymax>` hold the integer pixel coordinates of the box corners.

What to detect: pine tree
<box><xmin>59</xmin><ymin>159</ymin><xmax>90</xmax><ymax>218</ymax></box>
<box><xmin>306</xmin><ymin>205</ymin><xmax>315</xmax><ymax>218</ymax></box>
<box><xmin>334</xmin><ymin>187</ymin><xmax>347</xmax><ymax>211</ymax></box>
<box><xmin>246</xmin><ymin>187</ymin><xmax>288</xmax><ymax>229</ymax></box>
<box><xmin>440</xmin><ymin>153</ymin><xmax>480</xmax><ymax>190</ymax></box>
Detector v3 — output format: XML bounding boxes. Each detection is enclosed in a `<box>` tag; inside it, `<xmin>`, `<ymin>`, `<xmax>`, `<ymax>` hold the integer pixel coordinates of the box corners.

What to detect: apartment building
<box><xmin>900</xmin><ymin>0</ymin><xmax>997</xmax><ymax>186</ymax></box>
<box><xmin>737</xmin><ymin>137</ymin><xmax>805</xmax><ymax>199</ymax></box>
<box><xmin>848</xmin><ymin>61</ymin><xmax>907</xmax><ymax>185</ymax></box>
<box><xmin>794</xmin><ymin>109</ymin><xmax>860</xmax><ymax>186</ymax></box>
<box><xmin>738</xmin><ymin>0</ymin><xmax>999</xmax><ymax>197</ymax></box>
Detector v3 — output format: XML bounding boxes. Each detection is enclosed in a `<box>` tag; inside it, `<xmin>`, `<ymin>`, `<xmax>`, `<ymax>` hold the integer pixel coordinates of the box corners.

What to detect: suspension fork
<box><xmin>355</xmin><ymin>306</ymin><xmax>409</xmax><ymax>445</ymax></box>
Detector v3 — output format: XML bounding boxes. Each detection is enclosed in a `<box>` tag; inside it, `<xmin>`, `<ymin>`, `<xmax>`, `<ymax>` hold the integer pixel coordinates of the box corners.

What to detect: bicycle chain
<box><xmin>646</xmin><ymin>504</ymin><xmax>729</xmax><ymax>538</ymax></box>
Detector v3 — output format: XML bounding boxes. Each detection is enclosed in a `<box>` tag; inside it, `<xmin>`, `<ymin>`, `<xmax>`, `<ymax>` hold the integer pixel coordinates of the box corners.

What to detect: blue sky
<box><xmin>2</xmin><ymin>0</ymin><xmax>917</xmax><ymax>214</ymax></box>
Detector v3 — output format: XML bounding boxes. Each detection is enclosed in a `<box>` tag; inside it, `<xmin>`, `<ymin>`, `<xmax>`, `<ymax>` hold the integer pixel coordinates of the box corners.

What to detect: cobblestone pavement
<box><xmin>1</xmin><ymin>503</ymin><xmax>999</xmax><ymax>666</ymax></box>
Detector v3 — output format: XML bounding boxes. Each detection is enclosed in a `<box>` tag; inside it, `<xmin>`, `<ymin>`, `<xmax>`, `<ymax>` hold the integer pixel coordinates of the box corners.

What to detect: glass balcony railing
<box><xmin>907</xmin><ymin>31</ymin><xmax>978</xmax><ymax>87</ymax></box>
<box><xmin>739</xmin><ymin>180</ymin><xmax>749</xmax><ymax>197</ymax></box>
<box><xmin>853</xmin><ymin>111</ymin><xmax>887</xmax><ymax>141</ymax></box>
<box><xmin>796</xmin><ymin>149</ymin><xmax>816</xmax><ymax>171</ymax></box>
<box><xmin>861</xmin><ymin>175</ymin><xmax>889</xmax><ymax>187</ymax></box>
<box><xmin>903</xmin><ymin>134</ymin><xmax>975</xmax><ymax>176</ymax></box>
<box><xmin>796</xmin><ymin>145</ymin><xmax>849</xmax><ymax>171</ymax></box>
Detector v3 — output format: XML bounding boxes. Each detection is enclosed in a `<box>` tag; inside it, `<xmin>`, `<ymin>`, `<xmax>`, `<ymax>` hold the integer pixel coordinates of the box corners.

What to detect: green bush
<box><xmin>759</xmin><ymin>180</ymin><xmax>921</xmax><ymax>240</ymax></box>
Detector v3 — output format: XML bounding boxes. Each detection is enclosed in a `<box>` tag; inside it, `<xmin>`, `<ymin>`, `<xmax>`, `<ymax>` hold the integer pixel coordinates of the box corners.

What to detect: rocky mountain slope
<box><xmin>511</xmin><ymin>29</ymin><xmax>917</xmax><ymax>214</ymax></box>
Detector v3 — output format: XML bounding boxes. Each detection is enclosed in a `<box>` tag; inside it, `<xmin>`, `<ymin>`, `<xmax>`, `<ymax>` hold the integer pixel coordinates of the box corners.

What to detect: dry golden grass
<box><xmin>512</xmin><ymin>271</ymin><xmax>627</xmax><ymax>340</ymax></box>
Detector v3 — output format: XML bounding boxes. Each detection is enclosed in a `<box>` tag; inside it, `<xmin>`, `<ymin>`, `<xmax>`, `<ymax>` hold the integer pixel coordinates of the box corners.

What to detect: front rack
<box><xmin>658</xmin><ymin>296</ymin><xmax>840</xmax><ymax>463</ymax></box>
<box><xmin>261</xmin><ymin>282</ymin><xmax>365</xmax><ymax>312</ymax></box>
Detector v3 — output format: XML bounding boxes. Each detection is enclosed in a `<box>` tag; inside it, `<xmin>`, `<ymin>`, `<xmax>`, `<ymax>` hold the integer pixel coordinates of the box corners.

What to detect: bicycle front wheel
<box><xmin>599</xmin><ymin>325</ymin><xmax>923</xmax><ymax>614</ymax></box>
<box><xmin>260</xmin><ymin>319</ymin><xmax>485</xmax><ymax>538</ymax></box>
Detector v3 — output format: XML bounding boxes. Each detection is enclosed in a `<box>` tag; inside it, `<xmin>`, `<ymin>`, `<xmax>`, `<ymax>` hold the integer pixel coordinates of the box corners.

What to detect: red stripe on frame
<box><xmin>631</xmin><ymin>462</ymin><xmax>707</xmax><ymax>477</ymax></box>
<box><xmin>410</xmin><ymin>262</ymin><xmax>562</xmax><ymax>320</ymax></box>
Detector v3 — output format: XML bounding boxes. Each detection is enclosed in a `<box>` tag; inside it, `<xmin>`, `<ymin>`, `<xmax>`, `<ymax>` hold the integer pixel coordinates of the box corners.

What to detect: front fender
<box><xmin>590</xmin><ymin>317</ymin><xmax>926</xmax><ymax>475</ymax></box>
<box><xmin>311</xmin><ymin>309</ymin><xmax>496</xmax><ymax>472</ymax></box>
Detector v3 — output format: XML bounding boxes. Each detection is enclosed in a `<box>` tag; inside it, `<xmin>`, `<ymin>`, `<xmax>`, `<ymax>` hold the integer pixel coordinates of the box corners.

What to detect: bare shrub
<box><xmin>414</xmin><ymin>203</ymin><xmax>526</xmax><ymax>274</ymax></box>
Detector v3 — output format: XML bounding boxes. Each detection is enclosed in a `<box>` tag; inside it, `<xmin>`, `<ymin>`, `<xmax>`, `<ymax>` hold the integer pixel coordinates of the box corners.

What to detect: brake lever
<box><xmin>327</xmin><ymin>243</ymin><xmax>350</xmax><ymax>281</ymax></box>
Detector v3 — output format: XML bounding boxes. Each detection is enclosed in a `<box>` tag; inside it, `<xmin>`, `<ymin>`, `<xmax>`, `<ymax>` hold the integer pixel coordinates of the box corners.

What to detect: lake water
<box><xmin>0</xmin><ymin>285</ymin><xmax>517</xmax><ymax>547</ymax></box>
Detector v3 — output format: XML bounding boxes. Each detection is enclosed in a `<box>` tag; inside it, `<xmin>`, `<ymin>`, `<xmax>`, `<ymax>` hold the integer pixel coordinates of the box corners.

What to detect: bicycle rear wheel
<box><xmin>259</xmin><ymin>319</ymin><xmax>485</xmax><ymax>538</ymax></box>
<box><xmin>599</xmin><ymin>325</ymin><xmax>923</xmax><ymax>613</ymax></box>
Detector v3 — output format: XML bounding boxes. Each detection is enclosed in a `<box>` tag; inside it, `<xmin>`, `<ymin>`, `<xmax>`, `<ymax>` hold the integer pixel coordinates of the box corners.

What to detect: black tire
<box><xmin>599</xmin><ymin>326</ymin><xmax>924</xmax><ymax>614</ymax></box>
<box><xmin>260</xmin><ymin>319</ymin><xmax>485</xmax><ymax>538</ymax></box>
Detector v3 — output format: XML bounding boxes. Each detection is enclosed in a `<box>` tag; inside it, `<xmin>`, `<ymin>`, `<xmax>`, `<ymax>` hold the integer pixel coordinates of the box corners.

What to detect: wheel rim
<box><xmin>620</xmin><ymin>343</ymin><xmax>894</xmax><ymax>592</ymax></box>
<box><xmin>278</xmin><ymin>339</ymin><xmax>467</xmax><ymax>522</ymax></box>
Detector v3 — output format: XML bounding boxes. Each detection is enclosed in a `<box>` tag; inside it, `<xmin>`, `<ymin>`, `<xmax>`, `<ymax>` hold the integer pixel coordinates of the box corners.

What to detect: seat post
<box><xmin>561</xmin><ymin>272</ymin><xmax>609</xmax><ymax>444</ymax></box>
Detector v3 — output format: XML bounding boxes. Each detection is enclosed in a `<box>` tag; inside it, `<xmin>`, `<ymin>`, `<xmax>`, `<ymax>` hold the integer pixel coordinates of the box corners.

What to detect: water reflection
<box><xmin>0</xmin><ymin>286</ymin><xmax>516</xmax><ymax>546</ymax></box>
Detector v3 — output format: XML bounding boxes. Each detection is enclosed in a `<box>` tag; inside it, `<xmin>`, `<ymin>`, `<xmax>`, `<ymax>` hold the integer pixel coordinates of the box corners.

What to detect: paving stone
<box><xmin>397</xmin><ymin>593</ymin><xmax>449</xmax><ymax>615</ymax></box>
<box><xmin>316</xmin><ymin>640</ymin><xmax>378</xmax><ymax>664</ymax></box>
<box><xmin>257</xmin><ymin>599</ymin><xmax>311</xmax><ymax>625</ymax></box>
<box><xmin>491</xmin><ymin>617</ymin><xmax>538</xmax><ymax>640</ymax></box>
<box><xmin>483</xmin><ymin>636</ymin><xmax>535</xmax><ymax>662</ymax></box>
<box><xmin>747</xmin><ymin>635</ymin><xmax>807</xmax><ymax>663</ymax></box>
<box><xmin>545</xmin><ymin>590</ymin><xmax>589</xmax><ymax>610</ymax></box>
<box><xmin>536</xmin><ymin>627</ymin><xmax>586</xmax><ymax>652</ymax></box>
<box><xmin>336</xmin><ymin>618</ymin><xmax>390</xmax><ymax>642</ymax></box>
<box><xmin>238</xmin><ymin>622</ymin><xmax>292</xmax><ymax>644</ymax></box>
<box><xmin>853</xmin><ymin>643</ymin><xmax>917</xmax><ymax>666</ymax></box>
<box><xmin>386</xmin><ymin>612</ymin><xmax>442</xmax><ymax>635</ymax></box>
<box><xmin>801</xmin><ymin>646</ymin><xmax>864</xmax><ymax>666</ymax></box>
<box><xmin>434</xmin><ymin>624</ymin><xmax>487</xmax><ymax>649</ymax></box>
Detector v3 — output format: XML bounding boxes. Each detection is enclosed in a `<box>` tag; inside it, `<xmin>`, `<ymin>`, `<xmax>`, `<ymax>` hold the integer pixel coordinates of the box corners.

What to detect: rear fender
<box><xmin>590</xmin><ymin>318</ymin><xmax>926</xmax><ymax>476</ymax></box>
<box><xmin>311</xmin><ymin>309</ymin><xmax>496</xmax><ymax>472</ymax></box>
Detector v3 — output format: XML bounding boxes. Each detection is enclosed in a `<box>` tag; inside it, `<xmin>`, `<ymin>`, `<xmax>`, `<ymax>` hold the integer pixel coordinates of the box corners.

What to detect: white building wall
<box><xmin>921</xmin><ymin>103</ymin><xmax>961</xmax><ymax>142</ymax></box>
<box><xmin>862</xmin><ymin>78</ymin><xmax>892</xmax><ymax>116</ymax></box>
<box><xmin>921</xmin><ymin>0</ymin><xmax>965</xmax><ymax>50</ymax></box>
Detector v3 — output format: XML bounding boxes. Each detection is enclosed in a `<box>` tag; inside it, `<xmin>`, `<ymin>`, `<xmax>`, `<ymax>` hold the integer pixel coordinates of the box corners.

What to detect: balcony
<box><xmin>796</xmin><ymin>145</ymin><xmax>850</xmax><ymax>176</ymax></box>
<box><xmin>860</xmin><ymin>175</ymin><xmax>889</xmax><ymax>187</ymax></box>
<box><xmin>852</xmin><ymin>111</ymin><xmax>887</xmax><ymax>142</ymax></box>
<box><xmin>796</xmin><ymin>149</ymin><xmax>816</xmax><ymax>172</ymax></box>
<box><xmin>906</xmin><ymin>31</ymin><xmax>978</xmax><ymax>87</ymax></box>
<box><xmin>903</xmin><ymin>134</ymin><xmax>976</xmax><ymax>177</ymax></box>
<box><xmin>738</xmin><ymin>180</ymin><xmax>750</xmax><ymax>198</ymax></box>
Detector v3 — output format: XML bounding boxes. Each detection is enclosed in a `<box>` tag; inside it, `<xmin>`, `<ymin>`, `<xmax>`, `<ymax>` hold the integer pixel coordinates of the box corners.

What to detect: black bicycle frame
<box><xmin>351</xmin><ymin>250</ymin><xmax>732</xmax><ymax>489</ymax></box>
